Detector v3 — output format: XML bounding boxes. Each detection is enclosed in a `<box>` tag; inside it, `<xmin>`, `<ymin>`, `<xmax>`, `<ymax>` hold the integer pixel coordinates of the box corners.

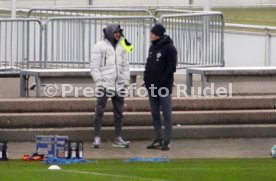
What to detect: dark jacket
<box><xmin>144</xmin><ymin>35</ymin><xmax>177</xmax><ymax>94</ymax></box>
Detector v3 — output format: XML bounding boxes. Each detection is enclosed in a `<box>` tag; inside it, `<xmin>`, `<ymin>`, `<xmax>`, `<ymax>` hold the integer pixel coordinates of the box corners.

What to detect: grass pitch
<box><xmin>215</xmin><ymin>8</ymin><xmax>276</xmax><ymax>26</ymax></box>
<box><xmin>1</xmin><ymin>158</ymin><xmax>276</xmax><ymax>181</ymax></box>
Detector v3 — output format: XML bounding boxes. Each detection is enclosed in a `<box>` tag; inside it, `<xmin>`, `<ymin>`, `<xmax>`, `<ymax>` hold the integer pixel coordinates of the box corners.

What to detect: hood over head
<box><xmin>103</xmin><ymin>24</ymin><xmax>123</xmax><ymax>47</ymax></box>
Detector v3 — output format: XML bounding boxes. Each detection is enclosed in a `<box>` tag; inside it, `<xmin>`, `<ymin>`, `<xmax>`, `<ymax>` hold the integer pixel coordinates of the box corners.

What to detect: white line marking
<box><xmin>61</xmin><ymin>169</ymin><xmax>169</xmax><ymax>181</ymax></box>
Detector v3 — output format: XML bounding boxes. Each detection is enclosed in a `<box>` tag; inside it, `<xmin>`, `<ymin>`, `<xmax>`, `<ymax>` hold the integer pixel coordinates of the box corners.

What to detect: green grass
<box><xmin>214</xmin><ymin>8</ymin><xmax>276</xmax><ymax>26</ymax></box>
<box><xmin>170</xmin><ymin>7</ymin><xmax>276</xmax><ymax>28</ymax></box>
<box><xmin>1</xmin><ymin>159</ymin><xmax>276</xmax><ymax>181</ymax></box>
<box><xmin>182</xmin><ymin>7</ymin><xmax>276</xmax><ymax>32</ymax></box>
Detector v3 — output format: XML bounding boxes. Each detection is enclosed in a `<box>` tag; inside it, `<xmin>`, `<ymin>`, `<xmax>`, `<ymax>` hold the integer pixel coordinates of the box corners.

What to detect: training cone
<box><xmin>48</xmin><ymin>165</ymin><xmax>61</xmax><ymax>170</ymax></box>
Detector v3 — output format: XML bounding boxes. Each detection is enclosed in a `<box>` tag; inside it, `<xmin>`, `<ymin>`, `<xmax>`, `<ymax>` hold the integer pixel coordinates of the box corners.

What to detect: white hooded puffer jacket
<box><xmin>90</xmin><ymin>31</ymin><xmax>130</xmax><ymax>92</ymax></box>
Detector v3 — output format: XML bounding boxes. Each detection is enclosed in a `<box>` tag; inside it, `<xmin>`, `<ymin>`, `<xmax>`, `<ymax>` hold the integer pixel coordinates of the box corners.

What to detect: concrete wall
<box><xmin>224</xmin><ymin>31</ymin><xmax>276</xmax><ymax>67</ymax></box>
<box><xmin>1</xmin><ymin>0</ymin><xmax>276</xmax><ymax>8</ymax></box>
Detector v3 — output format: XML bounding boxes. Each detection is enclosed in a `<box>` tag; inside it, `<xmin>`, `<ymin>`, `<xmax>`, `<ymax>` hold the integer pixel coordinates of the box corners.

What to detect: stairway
<box><xmin>1</xmin><ymin>96</ymin><xmax>276</xmax><ymax>141</ymax></box>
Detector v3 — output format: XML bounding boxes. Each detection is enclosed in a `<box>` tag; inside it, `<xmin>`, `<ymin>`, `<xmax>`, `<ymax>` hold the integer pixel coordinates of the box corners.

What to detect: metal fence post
<box><xmin>43</xmin><ymin>23</ymin><xmax>48</xmax><ymax>68</ymax></box>
<box><xmin>26</xmin><ymin>21</ymin><xmax>30</xmax><ymax>68</ymax></box>
<box><xmin>142</xmin><ymin>20</ymin><xmax>147</xmax><ymax>68</ymax></box>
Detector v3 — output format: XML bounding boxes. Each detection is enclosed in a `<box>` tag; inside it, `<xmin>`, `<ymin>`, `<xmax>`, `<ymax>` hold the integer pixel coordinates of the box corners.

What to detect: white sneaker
<box><xmin>112</xmin><ymin>137</ymin><xmax>130</xmax><ymax>148</ymax></box>
<box><xmin>92</xmin><ymin>136</ymin><xmax>101</xmax><ymax>148</ymax></box>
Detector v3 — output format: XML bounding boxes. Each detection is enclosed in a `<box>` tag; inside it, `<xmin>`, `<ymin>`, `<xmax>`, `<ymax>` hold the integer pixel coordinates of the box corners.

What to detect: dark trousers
<box><xmin>93</xmin><ymin>90</ymin><xmax>124</xmax><ymax>137</ymax></box>
<box><xmin>148</xmin><ymin>94</ymin><xmax>172</xmax><ymax>142</ymax></box>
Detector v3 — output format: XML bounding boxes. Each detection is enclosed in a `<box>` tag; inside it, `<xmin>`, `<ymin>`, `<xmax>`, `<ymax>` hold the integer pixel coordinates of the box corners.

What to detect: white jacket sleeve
<box><xmin>122</xmin><ymin>52</ymin><xmax>130</xmax><ymax>86</ymax></box>
<box><xmin>90</xmin><ymin>42</ymin><xmax>103</xmax><ymax>87</ymax></box>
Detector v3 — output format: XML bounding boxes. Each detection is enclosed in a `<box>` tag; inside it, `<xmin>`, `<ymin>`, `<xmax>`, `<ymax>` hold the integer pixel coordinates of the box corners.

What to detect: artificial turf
<box><xmin>1</xmin><ymin>158</ymin><xmax>276</xmax><ymax>181</ymax></box>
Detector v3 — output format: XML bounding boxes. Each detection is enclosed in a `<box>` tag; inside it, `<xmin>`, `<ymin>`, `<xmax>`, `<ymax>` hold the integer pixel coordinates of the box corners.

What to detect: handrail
<box><xmin>159</xmin><ymin>11</ymin><xmax>223</xmax><ymax>21</ymax></box>
<box><xmin>154</xmin><ymin>9</ymin><xmax>199</xmax><ymax>17</ymax></box>
<box><xmin>43</xmin><ymin>15</ymin><xmax>157</xmax><ymax>25</ymax></box>
<box><xmin>24</xmin><ymin>7</ymin><xmax>152</xmax><ymax>18</ymax></box>
<box><xmin>225</xmin><ymin>23</ymin><xmax>276</xmax><ymax>31</ymax></box>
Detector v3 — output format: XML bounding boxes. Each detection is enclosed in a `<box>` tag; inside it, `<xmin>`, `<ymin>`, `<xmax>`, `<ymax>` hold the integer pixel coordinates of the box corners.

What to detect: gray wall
<box><xmin>1</xmin><ymin>0</ymin><xmax>276</xmax><ymax>8</ymax></box>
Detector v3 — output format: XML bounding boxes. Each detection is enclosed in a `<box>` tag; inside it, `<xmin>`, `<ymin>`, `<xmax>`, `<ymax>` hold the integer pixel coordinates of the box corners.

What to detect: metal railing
<box><xmin>160</xmin><ymin>12</ymin><xmax>225</xmax><ymax>68</ymax></box>
<box><xmin>43</xmin><ymin>16</ymin><xmax>156</xmax><ymax>69</ymax></box>
<box><xmin>0</xmin><ymin>18</ymin><xmax>42</xmax><ymax>74</ymax></box>
<box><xmin>154</xmin><ymin>9</ymin><xmax>198</xmax><ymax>18</ymax></box>
<box><xmin>18</xmin><ymin>8</ymin><xmax>152</xmax><ymax>19</ymax></box>
<box><xmin>0</xmin><ymin>12</ymin><xmax>225</xmax><ymax>74</ymax></box>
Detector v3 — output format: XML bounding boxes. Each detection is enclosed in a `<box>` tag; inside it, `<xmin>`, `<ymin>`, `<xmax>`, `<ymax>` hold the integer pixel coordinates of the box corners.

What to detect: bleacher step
<box><xmin>2</xmin><ymin>124</ymin><xmax>276</xmax><ymax>141</ymax></box>
<box><xmin>1</xmin><ymin>110</ymin><xmax>276</xmax><ymax>128</ymax></box>
<box><xmin>0</xmin><ymin>96</ymin><xmax>275</xmax><ymax>112</ymax></box>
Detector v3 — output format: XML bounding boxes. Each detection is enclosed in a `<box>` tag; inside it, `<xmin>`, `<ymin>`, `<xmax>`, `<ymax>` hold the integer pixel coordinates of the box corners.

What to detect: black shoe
<box><xmin>147</xmin><ymin>139</ymin><xmax>162</xmax><ymax>149</ymax></box>
<box><xmin>161</xmin><ymin>140</ymin><xmax>170</xmax><ymax>151</ymax></box>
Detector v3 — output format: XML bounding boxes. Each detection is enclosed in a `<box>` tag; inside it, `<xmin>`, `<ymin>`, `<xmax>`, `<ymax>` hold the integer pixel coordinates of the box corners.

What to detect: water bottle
<box><xmin>77</xmin><ymin>141</ymin><xmax>83</xmax><ymax>159</ymax></box>
<box><xmin>0</xmin><ymin>142</ymin><xmax>8</xmax><ymax>161</ymax></box>
<box><xmin>64</xmin><ymin>141</ymin><xmax>70</xmax><ymax>159</ymax></box>
<box><xmin>70</xmin><ymin>142</ymin><xmax>77</xmax><ymax>159</ymax></box>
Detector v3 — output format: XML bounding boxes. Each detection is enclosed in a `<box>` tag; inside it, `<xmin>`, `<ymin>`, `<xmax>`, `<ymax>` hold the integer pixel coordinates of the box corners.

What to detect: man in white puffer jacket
<box><xmin>90</xmin><ymin>24</ymin><xmax>132</xmax><ymax>149</ymax></box>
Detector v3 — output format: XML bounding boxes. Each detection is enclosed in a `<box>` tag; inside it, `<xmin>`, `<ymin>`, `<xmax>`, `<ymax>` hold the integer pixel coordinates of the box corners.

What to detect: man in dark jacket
<box><xmin>144</xmin><ymin>24</ymin><xmax>177</xmax><ymax>151</ymax></box>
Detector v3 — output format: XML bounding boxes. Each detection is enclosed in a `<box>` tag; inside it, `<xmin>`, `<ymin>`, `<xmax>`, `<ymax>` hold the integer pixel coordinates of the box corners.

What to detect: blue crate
<box><xmin>36</xmin><ymin>135</ymin><xmax>69</xmax><ymax>158</ymax></box>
